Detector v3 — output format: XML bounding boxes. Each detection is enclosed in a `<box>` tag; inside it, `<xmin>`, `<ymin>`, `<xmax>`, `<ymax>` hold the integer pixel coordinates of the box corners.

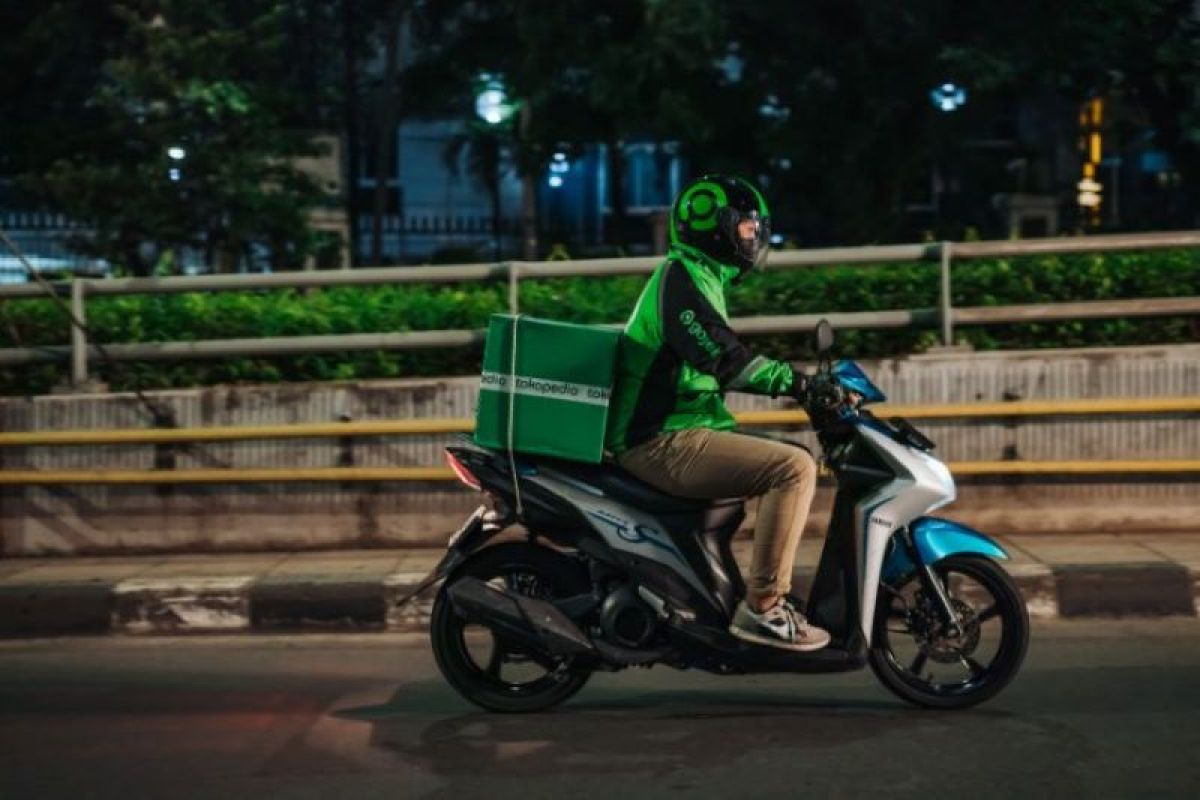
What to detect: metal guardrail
<box><xmin>1</xmin><ymin>396</ymin><xmax>1195</xmax><ymax>483</ymax></box>
<box><xmin>0</xmin><ymin>467</ymin><xmax>456</xmax><ymax>484</ymax></box>
<box><xmin>1</xmin><ymin>230</ymin><xmax>1198</xmax><ymax>386</ymax></box>
<box><xmin>3</xmin><ymin>461</ymin><xmax>1199</xmax><ymax>485</ymax></box>
<box><xmin>1</xmin><ymin>396</ymin><xmax>1197</xmax><ymax>447</ymax></box>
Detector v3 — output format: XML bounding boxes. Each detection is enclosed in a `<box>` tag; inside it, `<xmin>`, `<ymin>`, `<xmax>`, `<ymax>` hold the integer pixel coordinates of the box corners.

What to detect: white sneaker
<box><xmin>728</xmin><ymin>598</ymin><xmax>832</xmax><ymax>652</ymax></box>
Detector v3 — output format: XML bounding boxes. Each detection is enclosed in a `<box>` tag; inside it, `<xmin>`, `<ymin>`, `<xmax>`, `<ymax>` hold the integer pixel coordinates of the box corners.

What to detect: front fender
<box><xmin>882</xmin><ymin>516</ymin><xmax>1008</xmax><ymax>583</ymax></box>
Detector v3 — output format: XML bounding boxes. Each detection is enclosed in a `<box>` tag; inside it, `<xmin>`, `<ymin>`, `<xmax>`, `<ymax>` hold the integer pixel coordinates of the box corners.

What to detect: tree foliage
<box><xmin>941</xmin><ymin>0</ymin><xmax>1200</xmax><ymax>223</ymax></box>
<box><xmin>2</xmin><ymin>0</ymin><xmax>1198</xmax><ymax>264</ymax></box>
<box><xmin>406</xmin><ymin>0</ymin><xmax>725</xmax><ymax>245</ymax></box>
<box><xmin>1</xmin><ymin>248</ymin><xmax>1195</xmax><ymax>394</ymax></box>
<box><xmin>2</xmin><ymin>1</ymin><xmax>336</xmax><ymax>275</ymax></box>
<box><xmin>722</xmin><ymin>1</ymin><xmax>956</xmax><ymax>244</ymax></box>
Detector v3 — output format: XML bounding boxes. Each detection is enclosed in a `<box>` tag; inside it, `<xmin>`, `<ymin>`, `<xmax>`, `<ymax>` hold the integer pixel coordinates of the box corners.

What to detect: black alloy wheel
<box><xmin>868</xmin><ymin>554</ymin><xmax>1029</xmax><ymax>709</ymax></box>
<box><xmin>431</xmin><ymin>542</ymin><xmax>593</xmax><ymax>713</ymax></box>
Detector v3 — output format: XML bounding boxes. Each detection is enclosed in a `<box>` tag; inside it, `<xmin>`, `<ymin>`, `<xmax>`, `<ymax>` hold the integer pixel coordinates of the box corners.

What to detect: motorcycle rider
<box><xmin>606</xmin><ymin>174</ymin><xmax>831</xmax><ymax>652</ymax></box>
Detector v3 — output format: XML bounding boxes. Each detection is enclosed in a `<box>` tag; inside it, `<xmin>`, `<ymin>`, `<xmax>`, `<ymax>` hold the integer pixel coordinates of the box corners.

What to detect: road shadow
<box><xmin>329</xmin><ymin>678</ymin><xmax>1011</xmax><ymax>780</ymax></box>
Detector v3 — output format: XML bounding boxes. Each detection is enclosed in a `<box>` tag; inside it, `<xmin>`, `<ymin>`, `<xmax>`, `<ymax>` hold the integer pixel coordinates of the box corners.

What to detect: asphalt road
<box><xmin>2</xmin><ymin>619</ymin><xmax>1199</xmax><ymax>799</ymax></box>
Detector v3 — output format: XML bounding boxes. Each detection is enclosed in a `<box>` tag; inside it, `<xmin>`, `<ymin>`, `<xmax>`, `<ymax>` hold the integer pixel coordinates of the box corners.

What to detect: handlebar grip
<box><xmin>806</xmin><ymin>374</ymin><xmax>845</xmax><ymax>412</ymax></box>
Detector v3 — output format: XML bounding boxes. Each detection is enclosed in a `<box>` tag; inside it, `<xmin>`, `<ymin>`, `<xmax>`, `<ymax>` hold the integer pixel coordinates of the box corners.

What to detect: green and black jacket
<box><xmin>606</xmin><ymin>243</ymin><xmax>799</xmax><ymax>454</ymax></box>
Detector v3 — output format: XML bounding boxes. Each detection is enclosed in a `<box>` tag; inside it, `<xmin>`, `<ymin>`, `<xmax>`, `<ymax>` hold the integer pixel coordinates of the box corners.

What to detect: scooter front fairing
<box><xmin>882</xmin><ymin>517</ymin><xmax>1009</xmax><ymax>584</ymax></box>
<box><xmin>808</xmin><ymin>360</ymin><xmax>1009</xmax><ymax>648</ymax></box>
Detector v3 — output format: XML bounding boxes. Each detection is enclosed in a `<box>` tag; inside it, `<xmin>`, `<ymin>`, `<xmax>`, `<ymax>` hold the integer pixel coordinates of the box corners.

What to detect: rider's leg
<box><xmin>617</xmin><ymin>428</ymin><xmax>818</xmax><ymax>608</ymax></box>
<box><xmin>619</xmin><ymin>428</ymin><xmax>827</xmax><ymax>650</ymax></box>
<box><xmin>747</xmin><ymin>452</ymin><xmax>817</xmax><ymax>610</ymax></box>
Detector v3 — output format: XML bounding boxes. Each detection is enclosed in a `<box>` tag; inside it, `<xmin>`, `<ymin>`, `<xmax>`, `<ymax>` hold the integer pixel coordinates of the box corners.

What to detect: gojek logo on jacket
<box><xmin>679</xmin><ymin>309</ymin><xmax>722</xmax><ymax>359</ymax></box>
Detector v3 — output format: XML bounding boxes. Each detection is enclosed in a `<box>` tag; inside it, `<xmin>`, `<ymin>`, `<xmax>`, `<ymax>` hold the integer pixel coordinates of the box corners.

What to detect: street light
<box><xmin>472</xmin><ymin>75</ymin><xmax>517</xmax><ymax>261</ymax></box>
<box><xmin>548</xmin><ymin>151</ymin><xmax>569</xmax><ymax>188</ymax></box>
<box><xmin>930</xmin><ymin>82</ymin><xmax>967</xmax><ymax>113</ymax></box>
<box><xmin>474</xmin><ymin>74</ymin><xmax>516</xmax><ymax>125</ymax></box>
<box><xmin>928</xmin><ymin>83</ymin><xmax>966</xmax><ymax>237</ymax></box>
<box><xmin>166</xmin><ymin>145</ymin><xmax>186</xmax><ymax>182</ymax></box>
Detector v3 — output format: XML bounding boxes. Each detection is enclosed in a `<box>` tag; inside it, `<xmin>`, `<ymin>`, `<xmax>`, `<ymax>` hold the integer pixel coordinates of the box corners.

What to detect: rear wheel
<box><xmin>431</xmin><ymin>542</ymin><xmax>593</xmax><ymax>713</ymax></box>
<box><xmin>869</xmin><ymin>554</ymin><xmax>1029</xmax><ymax>709</ymax></box>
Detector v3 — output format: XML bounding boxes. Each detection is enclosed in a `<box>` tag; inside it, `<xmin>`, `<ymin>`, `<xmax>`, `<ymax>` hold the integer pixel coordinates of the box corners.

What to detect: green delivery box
<box><xmin>474</xmin><ymin>314</ymin><xmax>620</xmax><ymax>463</ymax></box>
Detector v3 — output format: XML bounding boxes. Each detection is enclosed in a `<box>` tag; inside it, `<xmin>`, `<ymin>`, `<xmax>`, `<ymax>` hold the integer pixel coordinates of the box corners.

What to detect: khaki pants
<box><xmin>617</xmin><ymin>428</ymin><xmax>818</xmax><ymax>606</ymax></box>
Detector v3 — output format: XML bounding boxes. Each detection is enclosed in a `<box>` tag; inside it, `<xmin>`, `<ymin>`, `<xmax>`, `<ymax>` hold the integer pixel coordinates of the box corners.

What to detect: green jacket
<box><xmin>606</xmin><ymin>244</ymin><xmax>798</xmax><ymax>454</ymax></box>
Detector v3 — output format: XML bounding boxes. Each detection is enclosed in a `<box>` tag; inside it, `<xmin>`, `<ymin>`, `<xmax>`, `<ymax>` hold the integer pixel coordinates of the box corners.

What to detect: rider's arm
<box><xmin>660</xmin><ymin>260</ymin><xmax>803</xmax><ymax>397</ymax></box>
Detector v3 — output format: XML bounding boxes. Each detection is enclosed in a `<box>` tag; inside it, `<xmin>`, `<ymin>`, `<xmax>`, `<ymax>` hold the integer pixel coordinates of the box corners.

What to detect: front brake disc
<box><xmin>909</xmin><ymin>595</ymin><xmax>980</xmax><ymax>663</ymax></box>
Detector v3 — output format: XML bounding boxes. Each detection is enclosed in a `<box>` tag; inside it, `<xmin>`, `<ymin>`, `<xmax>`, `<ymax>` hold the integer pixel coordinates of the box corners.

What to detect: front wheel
<box><xmin>869</xmin><ymin>554</ymin><xmax>1029</xmax><ymax>709</ymax></box>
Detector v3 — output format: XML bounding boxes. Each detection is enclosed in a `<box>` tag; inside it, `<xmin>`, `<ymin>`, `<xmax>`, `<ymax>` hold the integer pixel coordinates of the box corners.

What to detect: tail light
<box><xmin>445</xmin><ymin>449</ymin><xmax>482</xmax><ymax>491</ymax></box>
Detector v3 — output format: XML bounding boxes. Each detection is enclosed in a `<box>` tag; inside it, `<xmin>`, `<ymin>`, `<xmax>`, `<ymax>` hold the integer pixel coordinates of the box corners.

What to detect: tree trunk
<box><xmin>519</xmin><ymin>103</ymin><xmax>539</xmax><ymax>261</ymax></box>
<box><xmin>606</xmin><ymin>135</ymin><xmax>627</xmax><ymax>249</ymax></box>
<box><xmin>217</xmin><ymin>243</ymin><xmax>239</xmax><ymax>274</ymax></box>
<box><xmin>370</xmin><ymin>1</ymin><xmax>403</xmax><ymax>265</ymax></box>
<box><xmin>341</xmin><ymin>0</ymin><xmax>360</xmax><ymax>267</ymax></box>
<box><xmin>121</xmin><ymin>234</ymin><xmax>150</xmax><ymax>278</ymax></box>
<box><xmin>490</xmin><ymin>174</ymin><xmax>502</xmax><ymax>262</ymax></box>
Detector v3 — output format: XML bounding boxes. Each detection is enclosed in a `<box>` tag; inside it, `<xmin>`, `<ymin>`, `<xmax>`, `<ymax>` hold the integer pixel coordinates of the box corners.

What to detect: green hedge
<box><xmin>1</xmin><ymin>249</ymin><xmax>1197</xmax><ymax>395</ymax></box>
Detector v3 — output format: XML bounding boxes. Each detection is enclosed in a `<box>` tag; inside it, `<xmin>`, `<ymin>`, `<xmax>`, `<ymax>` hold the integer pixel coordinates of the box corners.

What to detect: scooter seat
<box><xmin>537</xmin><ymin>456</ymin><xmax>742</xmax><ymax>514</ymax></box>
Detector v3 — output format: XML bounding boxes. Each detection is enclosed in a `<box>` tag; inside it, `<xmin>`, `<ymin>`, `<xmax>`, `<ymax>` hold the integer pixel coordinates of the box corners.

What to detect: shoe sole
<box><xmin>728</xmin><ymin>625</ymin><xmax>830</xmax><ymax>652</ymax></box>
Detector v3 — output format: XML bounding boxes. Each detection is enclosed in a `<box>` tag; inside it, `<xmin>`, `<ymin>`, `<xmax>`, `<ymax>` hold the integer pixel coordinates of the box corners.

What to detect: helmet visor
<box><xmin>725</xmin><ymin>210</ymin><xmax>771</xmax><ymax>271</ymax></box>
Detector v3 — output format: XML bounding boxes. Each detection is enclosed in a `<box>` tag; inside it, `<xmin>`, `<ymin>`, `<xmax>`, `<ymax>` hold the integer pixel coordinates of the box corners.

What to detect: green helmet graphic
<box><xmin>671</xmin><ymin>174</ymin><xmax>771</xmax><ymax>278</ymax></box>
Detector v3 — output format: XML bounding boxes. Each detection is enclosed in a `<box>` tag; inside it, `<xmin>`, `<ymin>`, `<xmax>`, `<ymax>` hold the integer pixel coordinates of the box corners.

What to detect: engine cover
<box><xmin>600</xmin><ymin>584</ymin><xmax>659</xmax><ymax>648</ymax></box>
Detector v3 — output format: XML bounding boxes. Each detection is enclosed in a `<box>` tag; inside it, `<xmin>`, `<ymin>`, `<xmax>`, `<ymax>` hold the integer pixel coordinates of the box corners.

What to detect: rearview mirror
<box><xmin>816</xmin><ymin>319</ymin><xmax>834</xmax><ymax>354</ymax></box>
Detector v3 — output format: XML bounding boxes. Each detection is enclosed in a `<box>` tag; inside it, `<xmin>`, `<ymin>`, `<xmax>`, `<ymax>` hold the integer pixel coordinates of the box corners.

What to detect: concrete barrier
<box><xmin>2</xmin><ymin>535</ymin><xmax>1198</xmax><ymax>636</ymax></box>
<box><xmin>1</xmin><ymin>342</ymin><xmax>1198</xmax><ymax>555</ymax></box>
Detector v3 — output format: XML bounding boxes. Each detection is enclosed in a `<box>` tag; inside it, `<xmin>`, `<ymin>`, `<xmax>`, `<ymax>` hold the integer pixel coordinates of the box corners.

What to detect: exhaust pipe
<box><xmin>446</xmin><ymin>577</ymin><xmax>596</xmax><ymax>657</ymax></box>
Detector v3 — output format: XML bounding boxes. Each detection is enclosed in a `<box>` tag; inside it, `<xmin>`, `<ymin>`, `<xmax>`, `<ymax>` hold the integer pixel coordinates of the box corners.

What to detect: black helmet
<box><xmin>670</xmin><ymin>174</ymin><xmax>771</xmax><ymax>278</ymax></box>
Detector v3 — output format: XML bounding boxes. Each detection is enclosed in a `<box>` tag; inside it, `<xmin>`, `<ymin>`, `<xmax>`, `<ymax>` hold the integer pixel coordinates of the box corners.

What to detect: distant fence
<box><xmin>0</xmin><ymin>211</ymin><xmax>90</xmax><ymax>233</ymax></box>
<box><xmin>356</xmin><ymin>212</ymin><xmax>519</xmax><ymax>237</ymax></box>
<box><xmin>0</xmin><ymin>229</ymin><xmax>1198</xmax><ymax>390</ymax></box>
<box><xmin>352</xmin><ymin>212</ymin><xmax>521</xmax><ymax>263</ymax></box>
<box><xmin>0</xmin><ymin>211</ymin><xmax>107</xmax><ymax>285</ymax></box>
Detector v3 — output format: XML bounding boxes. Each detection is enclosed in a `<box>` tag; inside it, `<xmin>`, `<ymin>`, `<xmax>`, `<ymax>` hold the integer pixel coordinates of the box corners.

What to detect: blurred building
<box><xmin>352</xmin><ymin>124</ymin><xmax>684</xmax><ymax>264</ymax></box>
<box><xmin>908</xmin><ymin>90</ymin><xmax>1193</xmax><ymax>241</ymax></box>
<box><xmin>0</xmin><ymin>209</ymin><xmax>111</xmax><ymax>284</ymax></box>
<box><xmin>2</xmin><ymin>82</ymin><xmax>1189</xmax><ymax>274</ymax></box>
<box><xmin>0</xmin><ymin>128</ymin><xmax>685</xmax><ymax>274</ymax></box>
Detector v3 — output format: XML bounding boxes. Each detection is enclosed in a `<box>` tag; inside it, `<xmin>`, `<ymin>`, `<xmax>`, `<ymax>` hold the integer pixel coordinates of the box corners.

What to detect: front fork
<box><xmin>884</xmin><ymin>516</ymin><xmax>1011</xmax><ymax>635</ymax></box>
<box><xmin>917</xmin><ymin>561</ymin><xmax>963</xmax><ymax>636</ymax></box>
<box><xmin>900</xmin><ymin>528</ymin><xmax>964</xmax><ymax>636</ymax></box>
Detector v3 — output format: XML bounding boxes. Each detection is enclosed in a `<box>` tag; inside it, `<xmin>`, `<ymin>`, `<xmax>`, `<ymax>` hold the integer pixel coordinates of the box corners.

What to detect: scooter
<box><xmin>422</xmin><ymin>320</ymin><xmax>1029</xmax><ymax>712</ymax></box>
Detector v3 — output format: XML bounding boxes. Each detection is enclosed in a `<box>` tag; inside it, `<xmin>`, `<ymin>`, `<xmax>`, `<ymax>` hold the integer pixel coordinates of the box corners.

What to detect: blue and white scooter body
<box><xmin>831</xmin><ymin>360</ymin><xmax>1009</xmax><ymax>645</ymax></box>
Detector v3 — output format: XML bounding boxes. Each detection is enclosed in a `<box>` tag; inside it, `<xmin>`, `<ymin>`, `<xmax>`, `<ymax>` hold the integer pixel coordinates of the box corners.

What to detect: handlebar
<box><xmin>804</xmin><ymin>370</ymin><xmax>863</xmax><ymax>429</ymax></box>
<box><xmin>805</xmin><ymin>321</ymin><xmax>861</xmax><ymax>425</ymax></box>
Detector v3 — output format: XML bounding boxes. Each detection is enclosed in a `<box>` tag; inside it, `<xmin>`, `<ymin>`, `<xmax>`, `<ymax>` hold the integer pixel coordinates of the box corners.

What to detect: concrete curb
<box><xmin>1052</xmin><ymin>562</ymin><xmax>1196</xmax><ymax>617</ymax></box>
<box><xmin>113</xmin><ymin>577</ymin><xmax>255</xmax><ymax>633</ymax></box>
<box><xmin>0</xmin><ymin>582</ymin><xmax>113</xmax><ymax>636</ymax></box>
<box><xmin>0</xmin><ymin>562</ymin><xmax>1195</xmax><ymax>638</ymax></box>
